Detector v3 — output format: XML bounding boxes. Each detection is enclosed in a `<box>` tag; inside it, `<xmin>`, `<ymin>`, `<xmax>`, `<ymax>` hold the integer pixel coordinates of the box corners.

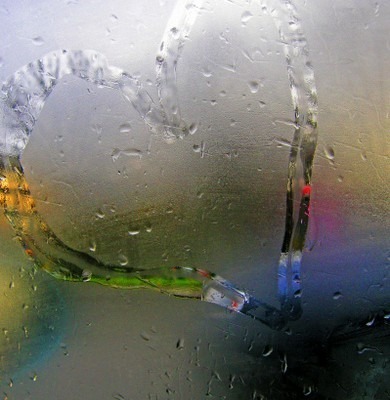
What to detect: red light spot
<box><xmin>197</xmin><ymin>269</ymin><xmax>210</xmax><ymax>278</ymax></box>
<box><xmin>25</xmin><ymin>249</ymin><xmax>33</xmax><ymax>257</ymax></box>
<box><xmin>231</xmin><ymin>300</ymin><xmax>239</xmax><ymax>310</ymax></box>
<box><xmin>302</xmin><ymin>185</ymin><xmax>311</xmax><ymax>197</ymax></box>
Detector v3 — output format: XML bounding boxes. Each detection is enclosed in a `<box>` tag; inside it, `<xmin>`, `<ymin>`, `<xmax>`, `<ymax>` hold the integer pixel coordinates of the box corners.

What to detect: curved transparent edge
<box><xmin>0</xmin><ymin>0</ymin><xmax>318</xmax><ymax>330</ymax></box>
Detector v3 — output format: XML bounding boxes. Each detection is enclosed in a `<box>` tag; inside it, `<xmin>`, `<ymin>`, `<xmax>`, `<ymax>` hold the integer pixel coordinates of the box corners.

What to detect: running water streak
<box><xmin>0</xmin><ymin>0</ymin><xmax>318</xmax><ymax>330</ymax></box>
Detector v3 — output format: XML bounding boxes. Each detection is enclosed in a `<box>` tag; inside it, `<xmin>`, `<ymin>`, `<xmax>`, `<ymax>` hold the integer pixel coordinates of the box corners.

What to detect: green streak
<box><xmin>62</xmin><ymin>274</ymin><xmax>203</xmax><ymax>298</ymax></box>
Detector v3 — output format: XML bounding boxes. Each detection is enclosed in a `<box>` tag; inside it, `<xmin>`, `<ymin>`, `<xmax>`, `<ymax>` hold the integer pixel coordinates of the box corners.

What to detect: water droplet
<box><xmin>95</xmin><ymin>209</ymin><xmax>105</xmax><ymax>219</ymax></box>
<box><xmin>241</xmin><ymin>11</ymin><xmax>253</xmax><ymax>25</ymax></box>
<box><xmin>219</xmin><ymin>90</ymin><xmax>226</xmax><ymax>97</ymax></box>
<box><xmin>258</xmin><ymin>101</ymin><xmax>266</xmax><ymax>108</ymax></box>
<box><xmin>140</xmin><ymin>331</ymin><xmax>151</xmax><ymax>341</ymax></box>
<box><xmin>281</xmin><ymin>353</ymin><xmax>288</xmax><ymax>373</ymax></box>
<box><xmin>324</xmin><ymin>145</ymin><xmax>335</xmax><ymax>160</ymax></box>
<box><xmin>113</xmin><ymin>394</ymin><xmax>125</xmax><ymax>400</ymax></box>
<box><xmin>331</xmin><ymin>291</ymin><xmax>342</xmax><ymax>300</ymax></box>
<box><xmin>201</xmin><ymin>67</ymin><xmax>212</xmax><ymax>78</ymax></box>
<box><xmin>337</xmin><ymin>175</ymin><xmax>344</xmax><ymax>183</ymax></box>
<box><xmin>361</xmin><ymin>151</ymin><xmax>367</xmax><ymax>161</ymax></box>
<box><xmin>31</xmin><ymin>372</ymin><xmax>38</xmax><ymax>381</ymax></box>
<box><xmin>189</xmin><ymin>122</ymin><xmax>198</xmax><ymax>135</ymax></box>
<box><xmin>82</xmin><ymin>270</ymin><xmax>92</xmax><ymax>282</ymax></box>
<box><xmin>111</xmin><ymin>148</ymin><xmax>142</xmax><ymax>162</ymax></box>
<box><xmin>9</xmin><ymin>280</ymin><xmax>14</xmax><ymax>289</ymax></box>
<box><xmin>294</xmin><ymin>289</ymin><xmax>302</xmax><ymax>298</ymax></box>
<box><xmin>356</xmin><ymin>343</ymin><xmax>380</xmax><ymax>354</ymax></box>
<box><xmin>303</xmin><ymin>385</ymin><xmax>312</xmax><ymax>396</ymax></box>
<box><xmin>248</xmin><ymin>81</ymin><xmax>259</xmax><ymax>93</ymax></box>
<box><xmin>23</xmin><ymin>326</ymin><xmax>29</xmax><ymax>338</ymax></box>
<box><xmin>91</xmin><ymin>123</ymin><xmax>102</xmax><ymax>135</ymax></box>
<box><xmin>176</xmin><ymin>338</ymin><xmax>184</xmax><ymax>350</ymax></box>
<box><xmin>119</xmin><ymin>122</ymin><xmax>132</xmax><ymax>134</ymax></box>
<box><xmin>60</xmin><ymin>343</ymin><xmax>69</xmax><ymax>356</ymax></box>
<box><xmin>89</xmin><ymin>241</ymin><xmax>97</xmax><ymax>252</ymax></box>
<box><xmin>274</xmin><ymin>137</ymin><xmax>292</xmax><ymax>148</ymax></box>
<box><xmin>32</xmin><ymin>36</ymin><xmax>44</xmax><ymax>46</ymax></box>
<box><xmin>166</xmin><ymin>387</ymin><xmax>174</xmax><ymax>395</ymax></box>
<box><xmin>262</xmin><ymin>345</ymin><xmax>273</xmax><ymax>357</ymax></box>
<box><xmin>366</xmin><ymin>315</ymin><xmax>375</xmax><ymax>326</ymax></box>
<box><xmin>156</xmin><ymin>55</ymin><xmax>164</xmax><ymax>64</ymax></box>
<box><xmin>128</xmin><ymin>229</ymin><xmax>140</xmax><ymax>236</ymax></box>
<box><xmin>118</xmin><ymin>254</ymin><xmax>128</xmax><ymax>266</ymax></box>
<box><xmin>193</xmin><ymin>144</ymin><xmax>201</xmax><ymax>153</ymax></box>
<box><xmin>229</xmin><ymin>374</ymin><xmax>236</xmax><ymax>390</ymax></box>
<box><xmin>145</xmin><ymin>223</ymin><xmax>152</xmax><ymax>233</ymax></box>
<box><xmin>170</xmin><ymin>27</ymin><xmax>180</xmax><ymax>39</ymax></box>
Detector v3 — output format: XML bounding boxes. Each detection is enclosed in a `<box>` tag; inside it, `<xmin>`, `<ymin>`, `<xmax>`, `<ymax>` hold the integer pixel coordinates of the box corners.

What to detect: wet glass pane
<box><xmin>0</xmin><ymin>0</ymin><xmax>389</xmax><ymax>398</ymax></box>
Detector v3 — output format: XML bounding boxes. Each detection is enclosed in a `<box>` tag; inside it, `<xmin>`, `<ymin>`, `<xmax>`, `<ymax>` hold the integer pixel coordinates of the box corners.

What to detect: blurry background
<box><xmin>0</xmin><ymin>0</ymin><xmax>389</xmax><ymax>398</ymax></box>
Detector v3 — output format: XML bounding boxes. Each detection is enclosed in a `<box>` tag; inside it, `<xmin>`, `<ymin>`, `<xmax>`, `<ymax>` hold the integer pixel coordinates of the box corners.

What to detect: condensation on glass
<box><xmin>0</xmin><ymin>0</ymin><xmax>388</xmax><ymax>399</ymax></box>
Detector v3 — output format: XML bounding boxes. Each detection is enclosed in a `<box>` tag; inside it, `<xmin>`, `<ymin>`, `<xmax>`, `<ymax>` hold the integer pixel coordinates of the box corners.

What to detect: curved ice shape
<box><xmin>0</xmin><ymin>0</ymin><xmax>318</xmax><ymax>330</ymax></box>
<box><xmin>0</xmin><ymin>159</ymin><xmax>287</xmax><ymax>330</ymax></box>
<box><xmin>270</xmin><ymin>0</ymin><xmax>318</xmax><ymax>319</ymax></box>
<box><xmin>155</xmin><ymin>0</ymin><xmax>205</xmax><ymax>138</ymax></box>
<box><xmin>157</xmin><ymin>0</ymin><xmax>319</xmax><ymax>319</ymax></box>
<box><xmin>0</xmin><ymin>49</ymin><xmax>169</xmax><ymax>158</ymax></box>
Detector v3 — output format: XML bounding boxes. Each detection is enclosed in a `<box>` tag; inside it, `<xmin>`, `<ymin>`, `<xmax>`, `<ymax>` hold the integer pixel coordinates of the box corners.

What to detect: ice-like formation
<box><xmin>0</xmin><ymin>0</ymin><xmax>318</xmax><ymax>330</ymax></box>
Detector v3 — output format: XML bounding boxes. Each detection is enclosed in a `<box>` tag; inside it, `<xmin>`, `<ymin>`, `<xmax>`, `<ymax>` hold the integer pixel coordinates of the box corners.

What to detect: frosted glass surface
<box><xmin>0</xmin><ymin>0</ymin><xmax>388</xmax><ymax>399</ymax></box>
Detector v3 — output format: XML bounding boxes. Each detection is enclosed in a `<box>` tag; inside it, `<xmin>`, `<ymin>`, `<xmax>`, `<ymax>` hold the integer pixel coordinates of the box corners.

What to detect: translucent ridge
<box><xmin>0</xmin><ymin>0</ymin><xmax>318</xmax><ymax>330</ymax></box>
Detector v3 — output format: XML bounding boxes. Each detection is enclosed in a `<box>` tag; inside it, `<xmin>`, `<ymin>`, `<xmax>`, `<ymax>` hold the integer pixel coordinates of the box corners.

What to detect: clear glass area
<box><xmin>0</xmin><ymin>0</ymin><xmax>389</xmax><ymax>399</ymax></box>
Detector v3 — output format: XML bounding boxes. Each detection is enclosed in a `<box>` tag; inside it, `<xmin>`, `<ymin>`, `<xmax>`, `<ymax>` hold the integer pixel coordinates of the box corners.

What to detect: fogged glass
<box><xmin>0</xmin><ymin>0</ymin><xmax>388</xmax><ymax>399</ymax></box>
